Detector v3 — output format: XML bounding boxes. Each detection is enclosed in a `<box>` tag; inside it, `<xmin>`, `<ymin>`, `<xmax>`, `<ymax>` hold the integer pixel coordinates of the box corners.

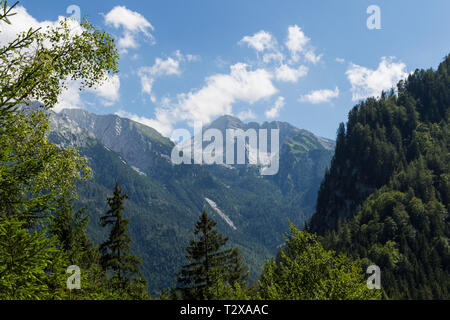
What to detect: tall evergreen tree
<box><xmin>227</xmin><ymin>248</ymin><xmax>249</xmax><ymax>287</ymax></box>
<box><xmin>177</xmin><ymin>210</ymin><xmax>248</xmax><ymax>299</ymax></box>
<box><xmin>99</xmin><ymin>183</ymin><xmax>145</xmax><ymax>294</ymax></box>
<box><xmin>50</xmin><ymin>193</ymin><xmax>93</xmax><ymax>265</ymax></box>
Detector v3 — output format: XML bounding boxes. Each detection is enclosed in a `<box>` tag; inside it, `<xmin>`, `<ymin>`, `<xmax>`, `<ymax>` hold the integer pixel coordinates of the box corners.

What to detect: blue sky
<box><xmin>6</xmin><ymin>0</ymin><xmax>450</xmax><ymax>139</ymax></box>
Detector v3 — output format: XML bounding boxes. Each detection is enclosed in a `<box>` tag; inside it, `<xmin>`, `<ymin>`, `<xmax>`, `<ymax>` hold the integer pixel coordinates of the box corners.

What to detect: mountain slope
<box><xmin>309</xmin><ymin>55</ymin><xmax>450</xmax><ymax>299</ymax></box>
<box><xmin>48</xmin><ymin>108</ymin><xmax>335</xmax><ymax>293</ymax></box>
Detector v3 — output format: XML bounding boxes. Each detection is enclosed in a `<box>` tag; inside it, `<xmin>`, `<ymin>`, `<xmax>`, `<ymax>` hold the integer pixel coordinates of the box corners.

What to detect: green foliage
<box><xmin>176</xmin><ymin>211</ymin><xmax>249</xmax><ymax>300</ymax></box>
<box><xmin>52</xmin><ymin>108</ymin><xmax>333</xmax><ymax>292</ymax></box>
<box><xmin>205</xmin><ymin>280</ymin><xmax>254</xmax><ymax>300</ymax></box>
<box><xmin>0</xmin><ymin>110</ymin><xmax>91</xmax><ymax>222</ymax></box>
<box><xmin>0</xmin><ymin>1</ymin><xmax>119</xmax><ymax>112</ymax></box>
<box><xmin>0</xmin><ymin>0</ymin><xmax>117</xmax><ymax>222</ymax></box>
<box><xmin>258</xmin><ymin>224</ymin><xmax>380</xmax><ymax>300</ymax></box>
<box><xmin>99</xmin><ymin>182</ymin><xmax>148</xmax><ymax>298</ymax></box>
<box><xmin>0</xmin><ymin>1</ymin><xmax>133</xmax><ymax>300</ymax></box>
<box><xmin>0</xmin><ymin>217</ymin><xmax>68</xmax><ymax>299</ymax></box>
<box><xmin>311</xmin><ymin>55</ymin><xmax>450</xmax><ymax>299</ymax></box>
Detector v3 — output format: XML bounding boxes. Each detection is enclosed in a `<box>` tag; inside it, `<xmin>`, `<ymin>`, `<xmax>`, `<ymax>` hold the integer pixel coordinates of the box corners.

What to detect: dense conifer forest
<box><xmin>310</xmin><ymin>55</ymin><xmax>449</xmax><ymax>299</ymax></box>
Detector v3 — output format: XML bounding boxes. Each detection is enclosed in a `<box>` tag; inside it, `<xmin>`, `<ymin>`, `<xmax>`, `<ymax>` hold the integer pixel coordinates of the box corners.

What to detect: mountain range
<box><xmin>45</xmin><ymin>107</ymin><xmax>334</xmax><ymax>292</ymax></box>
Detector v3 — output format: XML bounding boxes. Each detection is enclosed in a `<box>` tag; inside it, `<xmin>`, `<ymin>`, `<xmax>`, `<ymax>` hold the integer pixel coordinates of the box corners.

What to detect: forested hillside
<box><xmin>310</xmin><ymin>55</ymin><xmax>450</xmax><ymax>299</ymax></box>
<box><xmin>2</xmin><ymin>0</ymin><xmax>447</xmax><ymax>301</ymax></box>
<box><xmin>47</xmin><ymin>108</ymin><xmax>334</xmax><ymax>292</ymax></box>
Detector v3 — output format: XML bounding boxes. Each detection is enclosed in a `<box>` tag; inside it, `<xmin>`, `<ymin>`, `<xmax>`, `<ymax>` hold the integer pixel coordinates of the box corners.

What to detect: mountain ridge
<box><xmin>41</xmin><ymin>105</ymin><xmax>335</xmax><ymax>292</ymax></box>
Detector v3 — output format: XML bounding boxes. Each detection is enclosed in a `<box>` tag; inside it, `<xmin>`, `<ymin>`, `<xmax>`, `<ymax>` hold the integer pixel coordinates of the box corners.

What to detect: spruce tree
<box><xmin>177</xmin><ymin>210</ymin><xmax>248</xmax><ymax>299</ymax></box>
<box><xmin>227</xmin><ymin>248</ymin><xmax>249</xmax><ymax>287</ymax></box>
<box><xmin>99</xmin><ymin>183</ymin><xmax>144</xmax><ymax>293</ymax></box>
<box><xmin>50</xmin><ymin>193</ymin><xmax>93</xmax><ymax>265</ymax></box>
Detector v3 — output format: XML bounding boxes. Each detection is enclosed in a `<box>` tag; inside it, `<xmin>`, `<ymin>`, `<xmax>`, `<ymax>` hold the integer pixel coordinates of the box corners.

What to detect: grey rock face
<box><xmin>53</xmin><ymin>108</ymin><xmax>173</xmax><ymax>177</ymax></box>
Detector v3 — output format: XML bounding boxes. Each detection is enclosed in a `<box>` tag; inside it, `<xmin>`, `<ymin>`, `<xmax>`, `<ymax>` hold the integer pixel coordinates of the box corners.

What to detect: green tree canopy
<box><xmin>258</xmin><ymin>223</ymin><xmax>381</xmax><ymax>300</ymax></box>
<box><xmin>0</xmin><ymin>0</ymin><xmax>121</xmax><ymax>300</ymax></box>
<box><xmin>177</xmin><ymin>210</ymin><xmax>249</xmax><ymax>299</ymax></box>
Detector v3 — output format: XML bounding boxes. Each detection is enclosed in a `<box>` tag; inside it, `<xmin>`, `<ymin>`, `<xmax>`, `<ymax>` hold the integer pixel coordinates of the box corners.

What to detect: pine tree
<box><xmin>99</xmin><ymin>183</ymin><xmax>145</xmax><ymax>294</ymax></box>
<box><xmin>227</xmin><ymin>248</ymin><xmax>249</xmax><ymax>287</ymax></box>
<box><xmin>50</xmin><ymin>193</ymin><xmax>93</xmax><ymax>265</ymax></box>
<box><xmin>176</xmin><ymin>210</ymin><xmax>248</xmax><ymax>299</ymax></box>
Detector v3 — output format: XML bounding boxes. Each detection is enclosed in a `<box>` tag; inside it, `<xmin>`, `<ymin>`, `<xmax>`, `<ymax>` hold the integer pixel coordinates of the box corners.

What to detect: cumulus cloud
<box><xmin>135</xmin><ymin>25</ymin><xmax>326</xmax><ymax>135</ymax></box>
<box><xmin>115</xmin><ymin>109</ymin><xmax>171</xmax><ymax>136</ymax></box>
<box><xmin>104</xmin><ymin>6</ymin><xmax>154</xmax><ymax>52</ymax></box>
<box><xmin>304</xmin><ymin>50</ymin><xmax>322</xmax><ymax>64</ymax></box>
<box><xmin>346</xmin><ymin>57</ymin><xmax>408</xmax><ymax>101</ymax></box>
<box><xmin>239</xmin><ymin>30</ymin><xmax>288</xmax><ymax>70</ymax></box>
<box><xmin>0</xmin><ymin>5</ymin><xmax>40</xmax><ymax>46</ymax></box>
<box><xmin>265</xmin><ymin>96</ymin><xmax>285</xmax><ymax>119</ymax></box>
<box><xmin>0</xmin><ymin>4</ymin><xmax>83</xmax><ymax>48</ymax></box>
<box><xmin>285</xmin><ymin>25</ymin><xmax>322</xmax><ymax>64</ymax></box>
<box><xmin>300</xmin><ymin>87</ymin><xmax>339</xmax><ymax>104</ymax></box>
<box><xmin>285</xmin><ymin>25</ymin><xmax>309</xmax><ymax>57</ymax></box>
<box><xmin>142</xmin><ymin>57</ymin><xmax>181</xmax><ymax>77</ymax></box>
<box><xmin>53</xmin><ymin>74</ymin><xmax>121</xmax><ymax>111</ymax></box>
<box><xmin>87</xmin><ymin>75</ymin><xmax>121</xmax><ymax>106</ymax></box>
<box><xmin>239</xmin><ymin>30</ymin><xmax>276</xmax><ymax>52</ymax></box>
<box><xmin>140</xmin><ymin>63</ymin><xmax>278</xmax><ymax>136</ymax></box>
<box><xmin>239</xmin><ymin>25</ymin><xmax>320</xmax><ymax>85</ymax></box>
<box><xmin>139</xmin><ymin>75</ymin><xmax>155</xmax><ymax>102</ymax></box>
<box><xmin>237</xmin><ymin>109</ymin><xmax>257</xmax><ymax>121</ymax></box>
<box><xmin>138</xmin><ymin>52</ymin><xmax>197</xmax><ymax>101</ymax></box>
<box><xmin>275</xmin><ymin>64</ymin><xmax>308</xmax><ymax>83</ymax></box>
<box><xmin>54</xmin><ymin>81</ymin><xmax>84</xmax><ymax>112</ymax></box>
<box><xmin>262</xmin><ymin>51</ymin><xmax>284</xmax><ymax>64</ymax></box>
<box><xmin>178</xmin><ymin>63</ymin><xmax>277</xmax><ymax>124</ymax></box>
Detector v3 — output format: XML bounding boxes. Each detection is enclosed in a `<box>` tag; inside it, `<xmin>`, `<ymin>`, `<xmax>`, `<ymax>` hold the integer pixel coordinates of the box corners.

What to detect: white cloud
<box><xmin>239</xmin><ymin>30</ymin><xmax>276</xmax><ymax>52</ymax></box>
<box><xmin>104</xmin><ymin>6</ymin><xmax>154</xmax><ymax>52</ymax></box>
<box><xmin>178</xmin><ymin>63</ymin><xmax>277</xmax><ymax>124</ymax></box>
<box><xmin>275</xmin><ymin>64</ymin><xmax>308</xmax><ymax>83</ymax></box>
<box><xmin>143</xmin><ymin>63</ymin><xmax>278</xmax><ymax>136</ymax></box>
<box><xmin>0</xmin><ymin>5</ymin><xmax>83</xmax><ymax>48</ymax></box>
<box><xmin>117</xmin><ymin>31</ymin><xmax>139</xmax><ymax>50</ymax></box>
<box><xmin>237</xmin><ymin>109</ymin><xmax>257</xmax><ymax>121</ymax></box>
<box><xmin>336</xmin><ymin>57</ymin><xmax>345</xmax><ymax>64</ymax></box>
<box><xmin>262</xmin><ymin>51</ymin><xmax>285</xmax><ymax>64</ymax></box>
<box><xmin>0</xmin><ymin>6</ymin><xmax>41</xmax><ymax>46</ymax></box>
<box><xmin>104</xmin><ymin>6</ymin><xmax>153</xmax><ymax>33</ymax></box>
<box><xmin>186</xmin><ymin>54</ymin><xmax>201</xmax><ymax>62</ymax></box>
<box><xmin>142</xmin><ymin>57</ymin><xmax>181</xmax><ymax>77</ymax></box>
<box><xmin>87</xmin><ymin>75</ymin><xmax>121</xmax><ymax>106</ymax></box>
<box><xmin>138</xmin><ymin>53</ymin><xmax>193</xmax><ymax>101</ymax></box>
<box><xmin>53</xmin><ymin>74</ymin><xmax>121</xmax><ymax>111</ymax></box>
<box><xmin>54</xmin><ymin>81</ymin><xmax>84</xmax><ymax>112</ymax></box>
<box><xmin>300</xmin><ymin>87</ymin><xmax>339</xmax><ymax>104</ymax></box>
<box><xmin>346</xmin><ymin>57</ymin><xmax>408</xmax><ymax>101</ymax></box>
<box><xmin>286</xmin><ymin>25</ymin><xmax>310</xmax><ymax>59</ymax></box>
<box><xmin>285</xmin><ymin>25</ymin><xmax>321</xmax><ymax>64</ymax></box>
<box><xmin>240</xmin><ymin>30</ymin><xmax>290</xmax><ymax>69</ymax></box>
<box><xmin>139</xmin><ymin>75</ymin><xmax>155</xmax><ymax>101</ymax></box>
<box><xmin>265</xmin><ymin>96</ymin><xmax>285</xmax><ymax>119</ymax></box>
<box><xmin>304</xmin><ymin>50</ymin><xmax>322</xmax><ymax>64</ymax></box>
<box><xmin>115</xmin><ymin>109</ymin><xmax>172</xmax><ymax>136</ymax></box>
